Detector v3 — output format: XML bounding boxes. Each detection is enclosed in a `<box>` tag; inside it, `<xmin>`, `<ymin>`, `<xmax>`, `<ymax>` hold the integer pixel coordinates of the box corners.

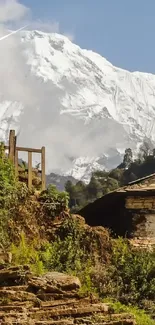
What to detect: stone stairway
<box><xmin>0</xmin><ymin>265</ymin><xmax>135</xmax><ymax>325</ymax></box>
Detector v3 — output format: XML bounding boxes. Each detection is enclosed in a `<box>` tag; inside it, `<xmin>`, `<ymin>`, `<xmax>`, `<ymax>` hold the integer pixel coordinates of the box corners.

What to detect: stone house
<box><xmin>79</xmin><ymin>173</ymin><xmax>155</xmax><ymax>245</ymax></box>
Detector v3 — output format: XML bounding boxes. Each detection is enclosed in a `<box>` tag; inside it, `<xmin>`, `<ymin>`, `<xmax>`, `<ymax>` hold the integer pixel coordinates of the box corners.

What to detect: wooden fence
<box><xmin>4</xmin><ymin>130</ymin><xmax>46</xmax><ymax>190</ymax></box>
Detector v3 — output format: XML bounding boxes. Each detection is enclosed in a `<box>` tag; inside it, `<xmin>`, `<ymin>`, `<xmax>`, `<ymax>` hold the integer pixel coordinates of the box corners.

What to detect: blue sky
<box><xmin>21</xmin><ymin>0</ymin><xmax>155</xmax><ymax>73</ymax></box>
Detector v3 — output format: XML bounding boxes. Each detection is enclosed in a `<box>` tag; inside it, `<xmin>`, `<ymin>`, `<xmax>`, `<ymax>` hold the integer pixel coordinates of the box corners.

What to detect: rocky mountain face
<box><xmin>1</xmin><ymin>29</ymin><xmax>155</xmax><ymax>181</ymax></box>
<box><xmin>46</xmin><ymin>173</ymin><xmax>77</xmax><ymax>191</ymax></box>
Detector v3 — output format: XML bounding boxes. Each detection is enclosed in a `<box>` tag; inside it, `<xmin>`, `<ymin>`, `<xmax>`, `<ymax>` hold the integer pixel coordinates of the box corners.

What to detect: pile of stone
<box><xmin>0</xmin><ymin>265</ymin><xmax>135</xmax><ymax>325</ymax></box>
<box><xmin>130</xmin><ymin>237</ymin><xmax>155</xmax><ymax>251</ymax></box>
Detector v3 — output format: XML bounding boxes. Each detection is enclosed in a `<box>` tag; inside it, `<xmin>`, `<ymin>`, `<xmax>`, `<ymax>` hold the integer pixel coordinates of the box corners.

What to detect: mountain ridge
<box><xmin>0</xmin><ymin>29</ymin><xmax>155</xmax><ymax>181</ymax></box>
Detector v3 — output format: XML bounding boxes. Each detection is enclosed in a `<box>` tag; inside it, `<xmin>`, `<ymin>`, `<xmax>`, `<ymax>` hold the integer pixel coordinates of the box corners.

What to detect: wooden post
<box><xmin>9</xmin><ymin>130</ymin><xmax>15</xmax><ymax>163</ymax></box>
<box><xmin>28</xmin><ymin>151</ymin><xmax>32</xmax><ymax>189</ymax></box>
<box><xmin>41</xmin><ymin>146</ymin><xmax>46</xmax><ymax>190</ymax></box>
<box><xmin>15</xmin><ymin>149</ymin><xmax>18</xmax><ymax>177</ymax></box>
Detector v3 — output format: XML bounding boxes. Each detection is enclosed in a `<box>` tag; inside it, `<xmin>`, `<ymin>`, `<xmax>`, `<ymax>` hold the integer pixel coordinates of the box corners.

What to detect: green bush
<box><xmin>0</xmin><ymin>143</ymin><xmax>18</xmax><ymax>247</ymax></box>
<box><xmin>0</xmin><ymin>143</ymin><xmax>17</xmax><ymax>209</ymax></box>
<box><xmin>103</xmin><ymin>299</ymin><xmax>154</xmax><ymax>325</ymax></box>
<box><xmin>40</xmin><ymin>219</ymin><xmax>95</xmax><ymax>292</ymax></box>
<box><xmin>10</xmin><ymin>221</ymin><xmax>94</xmax><ymax>293</ymax></box>
<box><xmin>39</xmin><ymin>184</ymin><xmax>69</xmax><ymax>218</ymax></box>
<box><xmin>10</xmin><ymin>232</ymin><xmax>44</xmax><ymax>275</ymax></box>
<box><xmin>98</xmin><ymin>238</ymin><xmax>155</xmax><ymax>305</ymax></box>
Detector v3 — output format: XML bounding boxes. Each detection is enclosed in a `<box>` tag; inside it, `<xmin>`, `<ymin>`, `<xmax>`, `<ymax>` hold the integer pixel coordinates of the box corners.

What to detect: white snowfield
<box><xmin>0</xmin><ymin>30</ymin><xmax>155</xmax><ymax>182</ymax></box>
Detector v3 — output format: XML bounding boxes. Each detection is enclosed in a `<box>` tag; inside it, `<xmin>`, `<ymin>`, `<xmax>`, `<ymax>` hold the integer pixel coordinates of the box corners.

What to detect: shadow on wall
<box><xmin>79</xmin><ymin>191</ymin><xmax>137</xmax><ymax>238</ymax></box>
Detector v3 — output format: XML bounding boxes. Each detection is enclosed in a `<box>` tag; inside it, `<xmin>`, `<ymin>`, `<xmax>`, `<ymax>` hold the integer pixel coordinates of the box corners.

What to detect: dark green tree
<box><xmin>152</xmin><ymin>148</ymin><xmax>155</xmax><ymax>157</ymax></box>
<box><xmin>73</xmin><ymin>181</ymin><xmax>87</xmax><ymax>207</ymax></box>
<box><xmin>123</xmin><ymin>148</ymin><xmax>133</xmax><ymax>168</ymax></box>
<box><xmin>109</xmin><ymin>168</ymin><xmax>123</xmax><ymax>183</ymax></box>
<box><xmin>65</xmin><ymin>180</ymin><xmax>74</xmax><ymax>195</ymax></box>
<box><xmin>92</xmin><ymin>170</ymin><xmax>108</xmax><ymax>179</ymax></box>
<box><xmin>65</xmin><ymin>180</ymin><xmax>78</xmax><ymax>207</ymax></box>
<box><xmin>101</xmin><ymin>177</ymin><xmax>119</xmax><ymax>195</ymax></box>
<box><xmin>86</xmin><ymin>176</ymin><xmax>102</xmax><ymax>200</ymax></box>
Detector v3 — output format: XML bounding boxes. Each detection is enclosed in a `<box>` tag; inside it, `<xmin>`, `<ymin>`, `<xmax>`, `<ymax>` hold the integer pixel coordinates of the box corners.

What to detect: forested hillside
<box><xmin>65</xmin><ymin>141</ymin><xmax>155</xmax><ymax>211</ymax></box>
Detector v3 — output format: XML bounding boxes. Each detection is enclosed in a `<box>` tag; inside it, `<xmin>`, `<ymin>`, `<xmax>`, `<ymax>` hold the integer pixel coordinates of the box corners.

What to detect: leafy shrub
<box><xmin>10</xmin><ymin>221</ymin><xmax>94</xmax><ymax>293</ymax></box>
<box><xmin>0</xmin><ymin>143</ymin><xmax>17</xmax><ymax>209</ymax></box>
<box><xmin>10</xmin><ymin>232</ymin><xmax>44</xmax><ymax>275</ymax></box>
<box><xmin>103</xmin><ymin>299</ymin><xmax>154</xmax><ymax>325</ymax></box>
<box><xmin>93</xmin><ymin>237</ymin><xmax>155</xmax><ymax>305</ymax></box>
<box><xmin>40</xmin><ymin>219</ymin><xmax>95</xmax><ymax>292</ymax></box>
<box><xmin>111</xmin><ymin>238</ymin><xmax>155</xmax><ymax>304</ymax></box>
<box><xmin>0</xmin><ymin>143</ymin><xmax>18</xmax><ymax>247</ymax></box>
<box><xmin>39</xmin><ymin>184</ymin><xmax>69</xmax><ymax>218</ymax></box>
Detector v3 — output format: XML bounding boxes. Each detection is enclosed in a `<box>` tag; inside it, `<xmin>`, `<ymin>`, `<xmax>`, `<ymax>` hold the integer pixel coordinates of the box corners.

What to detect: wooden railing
<box><xmin>4</xmin><ymin>130</ymin><xmax>46</xmax><ymax>190</ymax></box>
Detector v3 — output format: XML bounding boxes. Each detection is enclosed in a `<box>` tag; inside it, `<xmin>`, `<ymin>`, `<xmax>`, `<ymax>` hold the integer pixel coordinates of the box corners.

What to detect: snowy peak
<box><xmin>0</xmin><ymin>29</ymin><xmax>155</xmax><ymax>181</ymax></box>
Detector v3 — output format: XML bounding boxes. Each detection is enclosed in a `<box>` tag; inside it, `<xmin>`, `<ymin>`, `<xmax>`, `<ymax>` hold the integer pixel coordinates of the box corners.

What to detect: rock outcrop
<box><xmin>0</xmin><ymin>265</ymin><xmax>135</xmax><ymax>325</ymax></box>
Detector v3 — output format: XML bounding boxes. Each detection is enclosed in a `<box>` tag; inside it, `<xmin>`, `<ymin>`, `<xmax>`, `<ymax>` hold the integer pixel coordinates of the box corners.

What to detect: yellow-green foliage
<box><xmin>110</xmin><ymin>237</ymin><xmax>155</xmax><ymax>304</ymax></box>
<box><xmin>10</xmin><ymin>232</ymin><xmax>45</xmax><ymax>275</ymax></box>
<box><xmin>103</xmin><ymin>299</ymin><xmax>154</xmax><ymax>325</ymax></box>
<box><xmin>0</xmin><ymin>143</ymin><xmax>32</xmax><ymax>248</ymax></box>
<box><xmin>0</xmin><ymin>143</ymin><xmax>17</xmax><ymax>246</ymax></box>
<box><xmin>0</xmin><ymin>143</ymin><xmax>17</xmax><ymax>209</ymax></box>
<box><xmin>41</xmin><ymin>219</ymin><xmax>87</xmax><ymax>273</ymax></box>
<box><xmin>92</xmin><ymin>237</ymin><xmax>155</xmax><ymax>308</ymax></box>
<box><xmin>40</xmin><ymin>219</ymin><xmax>95</xmax><ymax>292</ymax></box>
<box><xmin>10</xmin><ymin>220</ymin><xmax>96</xmax><ymax>294</ymax></box>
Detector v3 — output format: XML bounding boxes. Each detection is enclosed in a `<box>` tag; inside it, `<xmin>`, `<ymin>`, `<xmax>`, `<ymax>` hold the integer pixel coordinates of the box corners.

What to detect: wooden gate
<box><xmin>4</xmin><ymin>130</ymin><xmax>46</xmax><ymax>190</ymax></box>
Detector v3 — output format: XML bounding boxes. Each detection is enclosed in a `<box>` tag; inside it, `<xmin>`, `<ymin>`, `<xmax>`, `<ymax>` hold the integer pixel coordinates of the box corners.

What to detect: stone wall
<box><xmin>126</xmin><ymin>196</ymin><xmax>155</xmax><ymax>210</ymax></box>
<box><xmin>125</xmin><ymin>196</ymin><xmax>155</xmax><ymax>240</ymax></box>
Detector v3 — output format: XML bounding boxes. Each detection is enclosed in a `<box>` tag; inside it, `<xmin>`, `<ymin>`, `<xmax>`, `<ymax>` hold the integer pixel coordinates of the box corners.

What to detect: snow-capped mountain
<box><xmin>0</xmin><ymin>29</ymin><xmax>155</xmax><ymax>182</ymax></box>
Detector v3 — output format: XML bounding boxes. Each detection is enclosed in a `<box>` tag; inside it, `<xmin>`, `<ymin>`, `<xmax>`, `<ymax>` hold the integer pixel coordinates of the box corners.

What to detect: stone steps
<box><xmin>0</xmin><ymin>317</ymin><xmax>136</xmax><ymax>325</ymax></box>
<box><xmin>0</xmin><ymin>302</ymin><xmax>136</xmax><ymax>325</ymax></box>
<box><xmin>0</xmin><ymin>307</ymin><xmax>135</xmax><ymax>324</ymax></box>
<box><xmin>37</xmin><ymin>292</ymin><xmax>79</xmax><ymax>300</ymax></box>
<box><xmin>0</xmin><ymin>265</ymin><xmax>136</xmax><ymax>325</ymax></box>
<box><xmin>30</xmin><ymin>303</ymin><xmax>110</xmax><ymax>318</ymax></box>
<box><xmin>0</xmin><ymin>304</ymin><xmax>109</xmax><ymax>320</ymax></box>
<box><xmin>0</xmin><ymin>285</ymin><xmax>28</xmax><ymax>291</ymax></box>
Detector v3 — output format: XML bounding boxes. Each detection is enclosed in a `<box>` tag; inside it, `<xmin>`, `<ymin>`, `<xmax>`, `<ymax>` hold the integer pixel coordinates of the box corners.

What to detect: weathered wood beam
<box><xmin>28</xmin><ymin>151</ymin><xmax>32</xmax><ymax>189</ymax></box>
<box><xmin>41</xmin><ymin>146</ymin><xmax>46</xmax><ymax>190</ymax></box>
<box><xmin>5</xmin><ymin>145</ymin><xmax>42</xmax><ymax>153</ymax></box>
<box><xmin>8</xmin><ymin>130</ymin><xmax>15</xmax><ymax>163</ymax></box>
<box><xmin>15</xmin><ymin>150</ymin><xmax>18</xmax><ymax>177</ymax></box>
<box><xmin>18</xmin><ymin>167</ymin><xmax>41</xmax><ymax>173</ymax></box>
